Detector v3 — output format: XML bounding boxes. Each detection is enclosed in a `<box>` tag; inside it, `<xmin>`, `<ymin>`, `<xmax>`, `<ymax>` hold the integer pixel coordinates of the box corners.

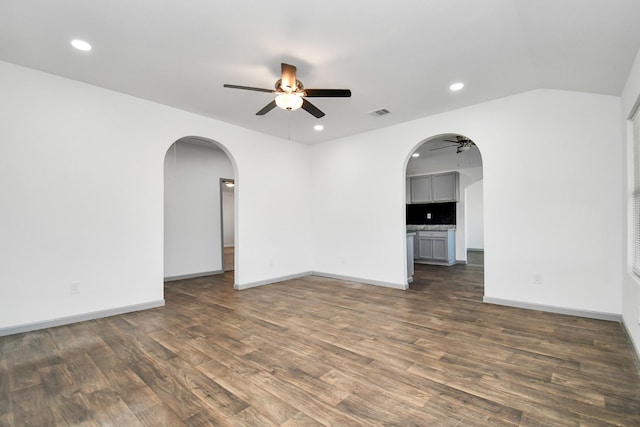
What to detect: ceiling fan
<box><xmin>223</xmin><ymin>63</ymin><xmax>351</xmax><ymax>118</ymax></box>
<box><xmin>430</xmin><ymin>136</ymin><xmax>476</xmax><ymax>153</ymax></box>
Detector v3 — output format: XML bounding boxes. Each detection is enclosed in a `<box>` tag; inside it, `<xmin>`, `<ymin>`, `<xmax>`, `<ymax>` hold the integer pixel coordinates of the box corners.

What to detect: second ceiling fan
<box><xmin>430</xmin><ymin>136</ymin><xmax>476</xmax><ymax>153</ymax></box>
<box><xmin>224</xmin><ymin>63</ymin><xmax>351</xmax><ymax>118</ymax></box>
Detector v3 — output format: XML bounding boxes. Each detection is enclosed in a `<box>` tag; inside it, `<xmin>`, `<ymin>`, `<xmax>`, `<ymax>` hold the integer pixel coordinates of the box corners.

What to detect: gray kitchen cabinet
<box><xmin>432</xmin><ymin>172</ymin><xmax>458</xmax><ymax>202</ymax></box>
<box><xmin>409</xmin><ymin>172</ymin><xmax>458</xmax><ymax>203</ymax></box>
<box><xmin>415</xmin><ymin>230</ymin><xmax>455</xmax><ymax>265</ymax></box>
<box><xmin>418</xmin><ymin>236</ymin><xmax>433</xmax><ymax>258</ymax></box>
<box><xmin>431</xmin><ymin>238</ymin><xmax>448</xmax><ymax>261</ymax></box>
<box><xmin>410</xmin><ymin>175</ymin><xmax>432</xmax><ymax>203</ymax></box>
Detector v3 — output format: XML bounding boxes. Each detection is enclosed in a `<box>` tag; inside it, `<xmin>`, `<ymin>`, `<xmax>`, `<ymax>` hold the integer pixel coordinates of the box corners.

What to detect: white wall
<box><xmin>621</xmin><ymin>48</ymin><xmax>640</xmax><ymax>357</ymax></box>
<box><xmin>466</xmin><ymin>180</ymin><xmax>484</xmax><ymax>250</ymax></box>
<box><xmin>164</xmin><ymin>141</ymin><xmax>233</xmax><ymax>278</ymax></box>
<box><xmin>312</xmin><ymin>89</ymin><xmax>623</xmax><ymax>316</ymax></box>
<box><xmin>0</xmin><ymin>60</ymin><xmax>312</xmax><ymax>332</ymax></box>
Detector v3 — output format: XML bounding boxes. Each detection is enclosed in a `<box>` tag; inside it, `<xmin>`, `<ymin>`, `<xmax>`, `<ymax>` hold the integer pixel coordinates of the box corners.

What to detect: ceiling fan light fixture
<box><xmin>224</xmin><ymin>63</ymin><xmax>350</xmax><ymax>118</ymax></box>
<box><xmin>275</xmin><ymin>93</ymin><xmax>303</xmax><ymax>111</ymax></box>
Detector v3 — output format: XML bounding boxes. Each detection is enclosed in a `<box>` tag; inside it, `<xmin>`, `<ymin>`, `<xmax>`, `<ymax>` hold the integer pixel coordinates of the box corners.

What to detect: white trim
<box><xmin>483</xmin><ymin>297</ymin><xmax>620</xmax><ymax>322</ymax></box>
<box><xmin>311</xmin><ymin>271</ymin><xmax>409</xmax><ymax>290</ymax></box>
<box><xmin>235</xmin><ymin>271</ymin><xmax>409</xmax><ymax>291</ymax></box>
<box><xmin>414</xmin><ymin>260</ymin><xmax>455</xmax><ymax>266</ymax></box>
<box><xmin>0</xmin><ymin>300</ymin><xmax>165</xmax><ymax>337</ymax></box>
<box><xmin>234</xmin><ymin>272</ymin><xmax>313</xmax><ymax>290</ymax></box>
<box><xmin>632</xmin><ymin>107</ymin><xmax>640</xmax><ymax>276</ymax></box>
<box><xmin>164</xmin><ymin>270</ymin><xmax>223</xmax><ymax>281</ymax></box>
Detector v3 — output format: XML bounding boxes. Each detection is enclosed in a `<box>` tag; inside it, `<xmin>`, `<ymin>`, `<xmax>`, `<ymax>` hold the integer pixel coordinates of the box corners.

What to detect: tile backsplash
<box><xmin>406</xmin><ymin>202</ymin><xmax>456</xmax><ymax>225</ymax></box>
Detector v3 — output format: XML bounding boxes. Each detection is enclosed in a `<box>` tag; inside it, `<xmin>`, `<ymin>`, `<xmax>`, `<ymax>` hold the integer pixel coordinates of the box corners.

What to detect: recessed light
<box><xmin>314</xmin><ymin>124</ymin><xmax>324</xmax><ymax>131</ymax></box>
<box><xmin>449</xmin><ymin>82</ymin><xmax>464</xmax><ymax>91</ymax></box>
<box><xmin>412</xmin><ymin>153</ymin><xmax>420</xmax><ymax>158</ymax></box>
<box><xmin>71</xmin><ymin>39</ymin><xmax>92</xmax><ymax>51</ymax></box>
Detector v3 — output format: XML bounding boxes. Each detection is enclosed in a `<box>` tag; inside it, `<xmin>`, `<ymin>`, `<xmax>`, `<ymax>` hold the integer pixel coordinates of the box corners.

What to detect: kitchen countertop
<box><xmin>406</xmin><ymin>224</ymin><xmax>456</xmax><ymax>231</ymax></box>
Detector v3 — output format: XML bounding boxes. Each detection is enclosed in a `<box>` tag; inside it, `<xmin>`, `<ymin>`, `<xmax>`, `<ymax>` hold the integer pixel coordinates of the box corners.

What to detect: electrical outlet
<box><xmin>427</xmin><ymin>213</ymin><xmax>432</xmax><ymax>219</ymax></box>
<box><xmin>70</xmin><ymin>282</ymin><xmax>80</xmax><ymax>295</ymax></box>
<box><xmin>532</xmin><ymin>273</ymin><xmax>542</xmax><ymax>285</ymax></box>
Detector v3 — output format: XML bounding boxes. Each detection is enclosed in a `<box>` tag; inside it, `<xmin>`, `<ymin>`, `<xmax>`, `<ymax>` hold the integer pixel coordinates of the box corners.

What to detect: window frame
<box><xmin>632</xmin><ymin>107</ymin><xmax>640</xmax><ymax>276</ymax></box>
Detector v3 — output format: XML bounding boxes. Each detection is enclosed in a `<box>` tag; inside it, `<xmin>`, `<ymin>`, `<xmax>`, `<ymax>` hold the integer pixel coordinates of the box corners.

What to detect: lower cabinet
<box><xmin>415</xmin><ymin>230</ymin><xmax>455</xmax><ymax>266</ymax></box>
<box><xmin>406</xmin><ymin>233</ymin><xmax>415</xmax><ymax>283</ymax></box>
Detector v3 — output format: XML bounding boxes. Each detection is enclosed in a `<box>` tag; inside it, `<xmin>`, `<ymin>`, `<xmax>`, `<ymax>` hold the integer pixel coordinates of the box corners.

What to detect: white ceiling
<box><xmin>1</xmin><ymin>1</ymin><xmax>639</xmax><ymax>144</ymax></box>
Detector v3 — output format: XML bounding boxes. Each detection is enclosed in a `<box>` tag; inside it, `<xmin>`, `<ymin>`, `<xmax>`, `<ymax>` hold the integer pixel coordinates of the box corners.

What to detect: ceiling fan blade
<box><xmin>301</xmin><ymin>99</ymin><xmax>325</xmax><ymax>118</ymax></box>
<box><xmin>304</xmin><ymin>89</ymin><xmax>352</xmax><ymax>98</ymax></box>
<box><xmin>281</xmin><ymin>63</ymin><xmax>298</xmax><ymax>91</ymax></box>
<box><xmin>443</xmin><ymin>139</ymin><xmax>458</xmax><ymax>143</ymax></box>
<box><xmin>256</xmin><ymin>100</ymin><xmax>277</xmax><ymax>116</ymax></box>
<box><xmin>430</xmin><ymin>145</ymin><xmax>458</xmax><ymax>151</ymax></box>
<box><xmin>224</xmin><ymin>84</ymin><xmax>274</xmax><ymax>93</ymax></box>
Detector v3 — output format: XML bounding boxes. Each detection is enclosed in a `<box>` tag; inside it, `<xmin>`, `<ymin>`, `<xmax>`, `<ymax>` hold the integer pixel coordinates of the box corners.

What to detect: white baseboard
<box><xmin>0</xmin><ymin>300</ymin><xmax>166</xmax><ymax>337</ymax></box>
<box><xmin>311</xmin><ymin>271</ymin><xmax>408</xmax><ymax>290</ymax></box>
<box><xmin>483</xmin><ymin>296</ymin><xmax>621</xmax><ymax>322</ymax></box>
<box><xmin>234</xmin><ymin>272</ymin><xmax>312</xmax><ymax>290</ymax></box>
<box><xmin>164</xmin><ymin>270</ymin><xmax>223</xmax><ymax>282</ymax></box>
<box><xmin>414</xmin><ymin>260</ymin><xmax>455</xmax><ymax>266</ymax></box>
<box><xmin>235</xmin><ymin>271</ymin><xmax>408</xmax><ymax>291</ymax></box>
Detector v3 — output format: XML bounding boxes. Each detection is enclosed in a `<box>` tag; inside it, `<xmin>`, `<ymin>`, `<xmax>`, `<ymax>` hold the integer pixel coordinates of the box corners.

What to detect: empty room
<box><xmin>1</xmin><ymin>1</ymin><xmax>640</xmax><ymax>425</ymax></box>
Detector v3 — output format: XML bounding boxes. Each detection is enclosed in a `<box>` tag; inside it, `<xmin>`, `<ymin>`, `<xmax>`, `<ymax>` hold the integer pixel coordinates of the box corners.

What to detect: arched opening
<box><xmin>404</xmin><ymin>133</ymin><xmax>484</xmax><ymax>293</ymax></box>
<box><xmin>163</xmin><ymin>136</ymin><xmax>238</xmax><ymax>284</ymax></box>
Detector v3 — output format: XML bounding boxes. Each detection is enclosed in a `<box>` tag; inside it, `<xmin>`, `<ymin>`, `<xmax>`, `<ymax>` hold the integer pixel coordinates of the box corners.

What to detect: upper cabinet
<box><xmin>410</xmin><ymin>175</ymin><xmax>432</xmax><ymax>203</ymax></box>
<box><xmin>409</xmin><ymin>172</ymin><xmax>459</xmax><ymax>203</ymax></box>
<box><xmin>432</xmin><ymin>172</ymin><xmax>458</xmax><ymax>202</ymax></box>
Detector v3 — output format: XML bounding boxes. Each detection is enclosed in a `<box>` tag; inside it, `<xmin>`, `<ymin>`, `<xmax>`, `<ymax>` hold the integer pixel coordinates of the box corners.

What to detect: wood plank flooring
<box><xmin>224</xmin><ymin>247</ymin><xmax>234</xmax><ymax>272</ymax></box>
<box><xmin>2</xmin><ymin>256</ymin><xmax>640</xmax><ymax>426</ymax></box>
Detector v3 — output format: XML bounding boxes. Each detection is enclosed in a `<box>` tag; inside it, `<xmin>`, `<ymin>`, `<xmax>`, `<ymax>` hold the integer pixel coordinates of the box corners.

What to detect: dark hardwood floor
<box><xmin>2</xmin><ymin>254</ymin><xmax>640</xmax><ymax>426</ymax></box>
<box><xmin>224</xmin><ymin>246</ymin><xmax>234</xmax><ymax>272</ymax></box>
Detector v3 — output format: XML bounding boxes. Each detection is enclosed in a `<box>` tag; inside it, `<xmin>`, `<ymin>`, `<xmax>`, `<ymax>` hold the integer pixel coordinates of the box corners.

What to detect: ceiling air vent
<box><xmin>369</xmin><ymin>108</ymin><xmax>390</xmax><ymax>117</ymax></box>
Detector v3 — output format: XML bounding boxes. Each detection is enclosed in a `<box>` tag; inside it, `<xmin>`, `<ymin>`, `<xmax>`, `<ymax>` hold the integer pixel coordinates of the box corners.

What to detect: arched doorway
<box><xmin>405</xmin><ymin>133</ymin><xmax>484</xmax><ymax>291</ymax></box>
<box><xmin>163</xmin><ymin>136</ymin><xmax>238</xmax><ymax>284</ymax></box>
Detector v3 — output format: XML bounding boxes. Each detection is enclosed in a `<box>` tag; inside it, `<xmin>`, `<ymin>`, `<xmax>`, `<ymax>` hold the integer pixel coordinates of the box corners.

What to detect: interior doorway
<box><xmin>221</xmin><ymin>178</ymin><xmax>235</xmax><ymax>272</ymax></box>
<box><xmin>465</xmin><ymin>179</ymin><xmax>484</xmax><ymax>267</ymax></box>
<box><xmin>405</xmin><ymin>133</ymin><xmax>484</xmax><ymax>292</ymax></box>
<box><xmin>164</xmin><ymin>137</ymin><xmax>237</xmax><ymax>283</ymax></box>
